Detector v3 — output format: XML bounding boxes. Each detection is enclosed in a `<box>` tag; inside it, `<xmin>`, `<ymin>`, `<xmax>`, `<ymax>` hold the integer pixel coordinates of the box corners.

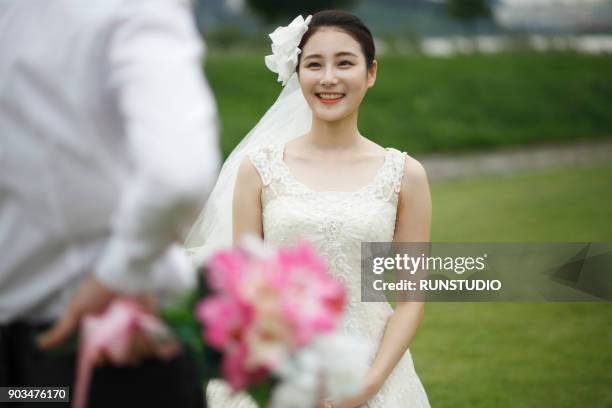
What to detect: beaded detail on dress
<box><xmin>207</xmin><ymin>144</ymin><xmax>430</xmax><ymax>408</ymax></box>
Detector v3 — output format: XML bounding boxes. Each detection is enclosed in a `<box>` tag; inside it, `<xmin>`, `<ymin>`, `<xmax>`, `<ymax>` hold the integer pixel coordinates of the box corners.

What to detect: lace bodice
<box><xmin>250</xmin><ymin>144</ymin><xmax>404</xmax><ymax>240</ymax></box>
<box><xmin>207</xmin><ymin>144</ymin><xmax>430</xmax><ymax>408</ymax></box>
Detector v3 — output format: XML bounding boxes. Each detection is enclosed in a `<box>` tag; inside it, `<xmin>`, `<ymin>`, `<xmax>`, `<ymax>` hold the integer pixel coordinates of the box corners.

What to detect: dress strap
<box><xmin>248</xmin><ymin>145</ymin><xmax>283</xmax><ymax>186</ymax></box>
<box><xmin>373</xmin><ymin>148</ymin><xmax>407</xmax><ymax>203</ymax></box>
<box><xmin>389</xmin><ymin>148</ymin><xmax>407</xmax><ymax>196</ymax></box>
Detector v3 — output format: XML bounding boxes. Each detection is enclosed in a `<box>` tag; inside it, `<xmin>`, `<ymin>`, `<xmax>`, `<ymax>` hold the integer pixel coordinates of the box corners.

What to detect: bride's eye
<box><xmin>338</xmin><ymin>60</ymin><xmax>354</xmax><ymax>67</ymax></box>
<box><xmin>306</xmin><ymin>62</ymin><xmax>321</xmax><ymax>68</ymax></box>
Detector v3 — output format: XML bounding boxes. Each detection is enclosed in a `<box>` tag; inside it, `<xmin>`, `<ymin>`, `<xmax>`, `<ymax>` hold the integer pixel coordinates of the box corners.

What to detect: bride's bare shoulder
<box><xmin>237</xmin><ymin>155</ymin><xmax>263</xmax><ymax>189</ymax></box>
<box><xmin>400</xmin><ymin>154</ymin><xmax>429</xmax><ymax>201</ymax></box>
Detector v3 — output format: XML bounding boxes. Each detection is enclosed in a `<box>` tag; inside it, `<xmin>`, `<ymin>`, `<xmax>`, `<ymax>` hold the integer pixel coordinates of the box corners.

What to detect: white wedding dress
<box><xmin>207</xmin><ymin>144</ymin><xmax>430</xmax><ymax>408</ymax></box>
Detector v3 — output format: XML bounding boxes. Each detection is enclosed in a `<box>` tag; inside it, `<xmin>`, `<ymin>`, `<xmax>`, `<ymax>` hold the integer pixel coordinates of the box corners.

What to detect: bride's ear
<box><xmin>367</xmin><ymin>60</ymin><xmax>378</xmax><ymax>88</ymax></box>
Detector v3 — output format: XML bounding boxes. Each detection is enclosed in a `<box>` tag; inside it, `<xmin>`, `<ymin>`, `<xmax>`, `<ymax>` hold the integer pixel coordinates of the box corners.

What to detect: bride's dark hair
<box><xmin>297</xmin><ymin>10</ymin><xmax>375</xmax><ymax>69</ymax></box>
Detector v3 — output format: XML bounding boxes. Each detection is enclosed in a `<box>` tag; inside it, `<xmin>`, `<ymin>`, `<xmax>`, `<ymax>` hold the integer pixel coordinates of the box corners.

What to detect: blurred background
<box><xmin>195</xmin><ymin>0</ymin><xmax>611</xmax><ymax>406</ymax></box>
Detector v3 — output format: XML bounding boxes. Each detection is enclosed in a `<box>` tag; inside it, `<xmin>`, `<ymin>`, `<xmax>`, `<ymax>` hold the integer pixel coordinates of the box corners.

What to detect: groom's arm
<box><xmin>95</xmin><ymin>0</ymin><xmax>220</xmax><ymax>293</ymax></box>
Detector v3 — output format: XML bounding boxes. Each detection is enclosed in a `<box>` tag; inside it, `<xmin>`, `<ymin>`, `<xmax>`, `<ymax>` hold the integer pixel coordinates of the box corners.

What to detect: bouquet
<box><xmin>73</xmin><ymin>237</ymin><xmax>370</xmax><ymax>408</ymax></box>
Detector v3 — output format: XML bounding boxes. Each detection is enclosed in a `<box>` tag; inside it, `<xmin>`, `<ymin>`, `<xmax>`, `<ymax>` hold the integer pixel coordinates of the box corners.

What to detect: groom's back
<box><xmin>0</xmin><ymin>0</ymin><xmax>218</xmax><ymax>323</ymax></box>
<box><xmin>0</xmin><ymin>0</ymin><xmax>127</xmax><ymax>147</ymax></box>
<box><xmin>0</xmin><ymin>0</ymin><xmax>131</xmax><ymax>275</ymax></box>
<box><xmin>0</xmin><ymin>0</ymin><xmax>141</xmax><ymax>152</ymax></box>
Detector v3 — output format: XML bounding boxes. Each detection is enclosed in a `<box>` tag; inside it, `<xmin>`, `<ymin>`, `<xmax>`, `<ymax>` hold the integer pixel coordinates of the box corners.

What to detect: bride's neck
<box><xmin>307</xmin><ymin>114</ymin><xmax>361</xmax><ymax>150</ymax></box>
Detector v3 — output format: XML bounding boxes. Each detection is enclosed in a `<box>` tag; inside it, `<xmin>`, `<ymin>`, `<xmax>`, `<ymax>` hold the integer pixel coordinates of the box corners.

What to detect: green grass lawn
<box><xmin>430</xmin><ymin>163</ymin><xmax>612</xmax><ymax>242</ymax></box>
<box><xmin>205</xmin><ymin>52</ymin><xmax>612</xmax><ymax>157</ymax></box>
<box><xmin>411</xmin><ymin>163</ymin><xmax>612</xmax><ymax>407</ymax></box>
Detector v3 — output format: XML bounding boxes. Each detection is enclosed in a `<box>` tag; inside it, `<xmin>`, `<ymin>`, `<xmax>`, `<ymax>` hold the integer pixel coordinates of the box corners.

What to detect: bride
<box><xmin>187</xmin><ymin>10</ymin><xmax>431</xmax><ymax>408</ymax></box>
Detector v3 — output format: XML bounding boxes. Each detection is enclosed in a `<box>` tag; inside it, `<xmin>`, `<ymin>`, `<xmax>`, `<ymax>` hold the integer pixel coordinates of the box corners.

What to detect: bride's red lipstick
<box><xmin>317</xmin><ymin>93</ymin><xmax>345</xmax><ymax>104</ymax></box>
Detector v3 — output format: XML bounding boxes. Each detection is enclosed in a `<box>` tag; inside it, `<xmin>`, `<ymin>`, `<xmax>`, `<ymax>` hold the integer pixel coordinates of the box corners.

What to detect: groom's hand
<box><xmin>37</xmin><ymin>274</ymin><xmax>116</xmax><ymax>349</ymax></box>
<box><xmin>37</xmin><ymin>274</ymin><xmax>155</xmax><ymax>351</ymax></box>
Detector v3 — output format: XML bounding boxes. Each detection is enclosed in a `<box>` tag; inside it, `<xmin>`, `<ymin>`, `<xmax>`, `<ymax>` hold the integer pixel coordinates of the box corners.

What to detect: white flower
<box><xmin>269</xmin><ymin>332</ymin><xmax>371</xmax><ymax>408</ymax></box>
<box><xmin>314</xmin><ymin>333</ymin><xmax>371</xmax><ymax>401</ymax></box>
<box><xmin>264</xmin><ymin>15</ymin><xmax>312</xmax><ymax>86</ymax></box>
<box><xmin>270</xmin><ymin>348</ymin><xmax>319</xmax><ymax>408</ymax></box>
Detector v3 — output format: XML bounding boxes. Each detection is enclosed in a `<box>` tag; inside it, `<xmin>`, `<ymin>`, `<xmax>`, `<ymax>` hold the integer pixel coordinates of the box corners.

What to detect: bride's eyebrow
<box><xmin>303</xmin><ymin>51</ymin><xmax>358</xmax><ymax>61</ymax></box>
<box><xmin>335</xmin><ymin>52</ymin><xmax>358</xmax><ymax>58</ymax></box>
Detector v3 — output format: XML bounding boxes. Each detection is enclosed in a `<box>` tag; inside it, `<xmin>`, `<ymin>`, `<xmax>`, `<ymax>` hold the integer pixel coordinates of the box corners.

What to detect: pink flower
<box><xmin>222</xmin><ymin>343</ymin><xmax>269</xmax><ymax>390</ymax></box>
<box><xmin>195</xmin><ymin>296</ymin><xmax>252</xmax><ymax>349</ymax></box>
<box><xmin>242</xmin><ymin>270</ymin><xmax>294</xmax><ymax>370</ymax></box>
<box><xmin>196</xmin><ymin>238</ymin><xmax>346</xmax><ymax>391</ymax></box>
<box><xmin>74</xmin><ymin>299</ymin><xmax>179</xmax><ymax>408</ymax></box>
<box><xmin>207</xmin><ymin>250</ymin><xmax>250</xmax><ymax>295</ymax></box>
<box><xmin>277</xmin><ymin>243</ymin><xmax>346</xmax><ymax>345</ymax></box>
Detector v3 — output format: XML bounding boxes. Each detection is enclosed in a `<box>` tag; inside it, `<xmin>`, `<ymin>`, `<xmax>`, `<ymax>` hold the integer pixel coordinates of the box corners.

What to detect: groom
<box><xmin>0</xmin><ymin>0</ymin><xmax>219</xmax><ymax>406</ymax></box>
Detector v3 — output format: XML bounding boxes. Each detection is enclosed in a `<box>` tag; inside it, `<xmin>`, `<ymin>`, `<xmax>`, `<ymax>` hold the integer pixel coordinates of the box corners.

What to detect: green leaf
<box><xmin>247</xmin><ymin>380</ymin><xmax>276</xmax><ymax>407</ymax></box>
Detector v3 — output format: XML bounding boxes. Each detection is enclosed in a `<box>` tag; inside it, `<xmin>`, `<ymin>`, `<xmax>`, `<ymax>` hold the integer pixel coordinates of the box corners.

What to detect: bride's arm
<box><xmin>232</xmin><ymin>157</ymin><xmax>264</xmax><ymax>243</ymax></box>
<box><xmin>334</xmin><ymin>156</ymin><xmax>432</xmax><ymax>408</ymax></box>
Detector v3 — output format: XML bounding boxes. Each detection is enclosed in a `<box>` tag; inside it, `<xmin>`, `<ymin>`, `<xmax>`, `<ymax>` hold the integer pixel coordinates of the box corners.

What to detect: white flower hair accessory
<box><xmin>264</xmin><ymin>14</ymin><xmax>312</xmax><ymax>86</ymax></box>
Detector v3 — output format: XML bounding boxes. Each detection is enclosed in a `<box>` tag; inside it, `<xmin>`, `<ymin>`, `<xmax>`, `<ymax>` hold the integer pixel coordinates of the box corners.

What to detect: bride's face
<box><xmin>298</xmin><ymin>28</ymin><xmax>377</xmax><ymax>123</ymax></box>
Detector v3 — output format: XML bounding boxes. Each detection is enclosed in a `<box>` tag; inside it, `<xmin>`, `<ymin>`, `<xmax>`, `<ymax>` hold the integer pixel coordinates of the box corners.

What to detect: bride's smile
<box><xmin>316</xmin><ymin>92</ymin><xmax>346</xmax><ymax>103</ymax></box>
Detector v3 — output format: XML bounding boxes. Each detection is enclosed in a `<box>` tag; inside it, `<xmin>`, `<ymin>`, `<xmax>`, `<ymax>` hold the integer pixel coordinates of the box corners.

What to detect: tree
<box><xmin>246</xmin><ymin>0</ymin><xmax>358</xmax><ymax>23</ymax></box>
<box><xmin>444</xmin><ymin>0</ymin><xmax>491</xmax><ymax>31</ymax></box>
